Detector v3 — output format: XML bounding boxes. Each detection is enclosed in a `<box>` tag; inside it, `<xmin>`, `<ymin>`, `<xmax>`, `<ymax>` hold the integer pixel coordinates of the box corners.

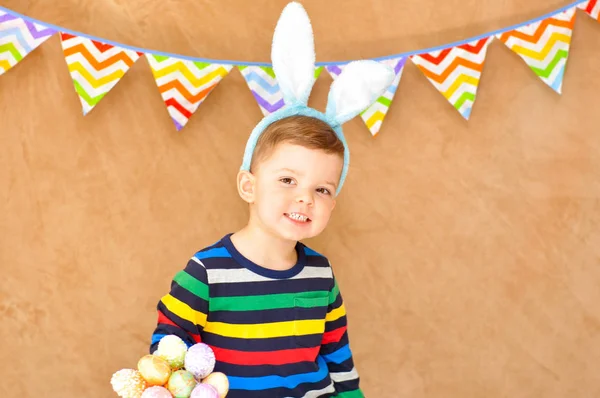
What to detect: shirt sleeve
<box><xmin>149</xmin><ymin>256</ymin><xmax>209</xmax><ymax>353</ymax></box>
<box><xmin>318</xmin><ymin>275</ymin><xmax>364</xmax><ymax>398</ymax></box>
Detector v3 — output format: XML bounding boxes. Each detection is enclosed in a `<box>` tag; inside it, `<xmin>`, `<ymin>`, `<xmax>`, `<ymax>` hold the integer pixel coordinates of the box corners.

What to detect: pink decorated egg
<box><xmin>141</xmin><ymin>386</ymin><xmax>173</xmax><ymax>398</ymax></box>
<box><xmin>190</xmin><ymin>383</ymin><xmax>219</xmax><ymax>398</ymax></box>
<box><xmin>201</xmin><ymin>372</ymin><xmax>229</xmax><ymax>398</ymax></box>
<box><xmin>184</xmin><ymin>343</ymin><xmax>215</xmax><ymax>379</ymax></box>
<box><xmin>110</xmin><ymin>369</ymin><xmax>148</xmax><ymax>398</ymax></box>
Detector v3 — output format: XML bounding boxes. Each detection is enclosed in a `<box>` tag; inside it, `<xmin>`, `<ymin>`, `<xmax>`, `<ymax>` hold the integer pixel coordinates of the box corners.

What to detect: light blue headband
<box><xmin>240</xmin><ymin>2</ymin><xmax>395</xmax><ymax>196</ymax></box>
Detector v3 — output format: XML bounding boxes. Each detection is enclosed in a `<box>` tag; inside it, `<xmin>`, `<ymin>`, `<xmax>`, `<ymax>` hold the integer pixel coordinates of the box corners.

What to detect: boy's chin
<box><xmin>277</xmin><ymin>225</ymin><xmax>324</xmax><ymax>242</ymax></box>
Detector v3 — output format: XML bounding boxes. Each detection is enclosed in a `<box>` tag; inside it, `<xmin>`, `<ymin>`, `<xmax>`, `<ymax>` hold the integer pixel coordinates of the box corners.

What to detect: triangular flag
<box><xmin>239</xmin><ymin>65</ymin><xmax>323</xmax><ymax>116</ymax></box>
<box><xmin>578</xmin><ymin>0</ymin><xmax>600</xmax><ymax>22</ymax></box>
<box><xmin>326</xmin><ymin>57</ymin><xmax>406</xmax><ymax>136</ymax></box>
<box><xmin>315</xmin><ymin>66</ymin><xmax>323</xmax><ymax>79</ymax></box>
<box><xmin>496</xmin><ymin>6</ymin><xmax>576</xmax><ymax>94</ymax></box>
<box><xmin>411</xmin><ymin>38</ymin><xmax>492</xmax><ymax>120</ymax></box>
<box><xmin>60</xmin><ymin>33</ymin><xmax>142</xmax><ymax>115</ymax></box>
<box><xmin>146</xmin><ymin>55</ymin><xmax>233</xmax><ymax>131</ymax></box>
<box><xmin>0</xmin><ymin>10</ymin><xmax>55</xmax><ymax>76</ymax></box>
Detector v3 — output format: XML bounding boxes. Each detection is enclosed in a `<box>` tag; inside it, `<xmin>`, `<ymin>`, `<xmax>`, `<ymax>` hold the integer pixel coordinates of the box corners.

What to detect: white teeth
<box><xmin>288</xmin><ymin>213</ymin><xmax>308</xmax><ymax>222</ymax></box>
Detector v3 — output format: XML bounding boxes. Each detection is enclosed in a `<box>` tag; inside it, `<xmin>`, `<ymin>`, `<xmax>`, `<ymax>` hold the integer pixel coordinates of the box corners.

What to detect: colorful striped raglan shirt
<box><xmin>150</xmin><ymin>233</ymin><xmax>363</xmax><ymax>398</ymax></box>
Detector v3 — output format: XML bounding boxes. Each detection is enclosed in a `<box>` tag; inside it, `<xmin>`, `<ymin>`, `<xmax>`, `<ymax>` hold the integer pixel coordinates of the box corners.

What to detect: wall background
<box><xmin>2</xmin><ymin>0</ymin><xmax>600</xmax><ymax>396</ymax></box>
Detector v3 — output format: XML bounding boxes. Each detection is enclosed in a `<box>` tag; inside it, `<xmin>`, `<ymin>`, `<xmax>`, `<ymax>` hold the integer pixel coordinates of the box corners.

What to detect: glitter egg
<box><xmin>155</xmin><ymin>335</ymin><xmax>188</xmax><ymax>370</ymax></box>
<box><xmin>141</xmin><ymin>386</ymin><xmax>173</xmax><ymax>398</ymax></box>
<box><xmin>110</xmin><ymin>369</ymin><xmax>148</xmax><ymax>398</ymax></box>
<box><xmin>184</xmin><ymin>343</ymin><xmax>215</xmax><ymax>379</ymax></box>
<box><xmin>190</xmin><ymin>383</ymin><xmax>219</xmax><ymax>398</ymax></box>
<box><xmin>201</xmin><ymin>372</ymin><xmax>229</xmax><ymax>398</ymax></box>
<box><xmin>138</xmin><ymin>354</ymin><xmax>172</xmax><ymax>386</ymax></box>
<box><xmin>167</xmin><ymin>370</ymin><xmax>197</xmax><ymax>398</ymax></box>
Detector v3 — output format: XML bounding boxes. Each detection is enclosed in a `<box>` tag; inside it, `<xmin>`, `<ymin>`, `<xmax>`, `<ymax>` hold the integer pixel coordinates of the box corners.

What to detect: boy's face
<box><xmin>246</xmin><ymin>142</ymin><xmax>343</xmax><ymax>242</ymax></box>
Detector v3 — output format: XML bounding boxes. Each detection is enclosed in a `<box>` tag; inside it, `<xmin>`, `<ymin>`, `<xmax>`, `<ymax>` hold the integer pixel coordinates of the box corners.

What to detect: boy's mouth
<box><xmin>284</xmin><ymin>212</ymin><xmax>311</xmax><ymax>223</ymax></box>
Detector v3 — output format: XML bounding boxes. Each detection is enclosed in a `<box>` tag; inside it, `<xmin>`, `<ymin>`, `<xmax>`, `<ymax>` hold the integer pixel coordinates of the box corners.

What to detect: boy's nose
<box><xmin>295</xmin><ymin>190</ymin><xmax>314</xmax><ymax>206</ymax></box>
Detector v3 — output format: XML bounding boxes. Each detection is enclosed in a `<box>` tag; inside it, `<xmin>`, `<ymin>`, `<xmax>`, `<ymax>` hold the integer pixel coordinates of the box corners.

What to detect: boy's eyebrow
<box><xmin>322</xmin><ymin>179</ymin><xmax>337</xmax><ymax>188</ymax></box>
<box><xmin>276</xmin><ymin>167</ymin><xmax>301</xmax><ymax>174</ymax></box>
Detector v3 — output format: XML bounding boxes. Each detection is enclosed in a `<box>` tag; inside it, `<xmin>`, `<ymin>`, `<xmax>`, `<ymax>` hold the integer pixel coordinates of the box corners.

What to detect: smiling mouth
<box><xmin>284</xmin><ymin>212</ymin><xmax>311</xmax><ymax>223</ymax></box>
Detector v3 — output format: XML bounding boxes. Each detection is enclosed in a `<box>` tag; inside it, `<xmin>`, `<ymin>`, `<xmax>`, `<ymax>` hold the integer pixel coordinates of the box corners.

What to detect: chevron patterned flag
<box><xmin>326</xmin><ymin>57</ymin><xmax>405</xmax><ymax>136</ymax></box>
<box><xmin>0</xmin><ymin>10</ymin><xmax>55</xmax><ymax>76</ymax></box>
<box><xmin>496</xmin><ymin>6</ymin><xmax>576</xmax><ymax>94</ymax></box>
<box><xmin>146</xmin><ymin>54</ymin><xmax>233</xmax><ymax>131</ymax></box>
<box><xmin>60</xmin><ymin>33</ymin><xmax>142</xmax><ymax>115</ymax></box>
<box><xmin>239</xmin><ymin>65</ymin><xmax>323</xmax><ymax>116</ymax></box>
<box><xmin>579</xmin><ymin>0</ymin><xmax>600</xmax><ymax>22</ymax></box>
<box><xmin>411</xmin><ymin>38</ymin><xmax>491</xmax><ymax>120</ymax></box>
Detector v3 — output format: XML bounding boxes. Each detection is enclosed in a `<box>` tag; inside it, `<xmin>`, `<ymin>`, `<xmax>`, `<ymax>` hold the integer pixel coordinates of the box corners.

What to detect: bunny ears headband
<box><xmin>240</xmin><ymin>2</ymin><xmax>395</xmax><ymax>195</ymax></box>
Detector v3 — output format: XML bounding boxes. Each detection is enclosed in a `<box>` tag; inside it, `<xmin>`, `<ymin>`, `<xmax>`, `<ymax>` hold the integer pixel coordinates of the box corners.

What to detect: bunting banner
<box><xmin>496</xmin><ymin>7</ymin><xmax>576</xmax><ymax>94</ymax></box>
<box><xmin>146</xmin><ymin>55</ymin><xmax>233</xmax><ymax>130</ymax></box>
<box><xmin>411</xmin><ymin>38</ymin><xmax>491</xmax><ymax>120</ymax></box>
<box><xmin>239</xmin><ymin>66</ymin><xmax>323</xmax><ymax>116</ymax></box>
<box><xmin>0</xmin><ymin>1</ymin><xmax>595</xmax><ymax>135</ymax></box>
<box><xmin>60</xmin><ymin>33</ymin><xmax>143</xmax><ymax>114</ymax></box>
<box><xmin>579</xmin><ymin>0</ymin><xmax>600</xmax><ymax>21</ymax></box>
<box><xmin>326</xmin><ymin>57</ymin><xmax>406</xmax><ymax>136</ymax></box>
<box><xmin>0</xmin><ymin>10</ymin><xmax>55</xmax><ymax>76</ymax></box>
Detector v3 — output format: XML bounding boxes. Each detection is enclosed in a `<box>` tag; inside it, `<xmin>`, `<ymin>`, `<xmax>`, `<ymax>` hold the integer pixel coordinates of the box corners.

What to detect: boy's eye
<box><xmin>317</xmin><ymin>187</ymin><xmax>331</xmax><ymax>195</ymax></box>
<box><xmin>280</xmin><ymin>178</ymin><xmax>294</xmax><ymax>184</ymax></box>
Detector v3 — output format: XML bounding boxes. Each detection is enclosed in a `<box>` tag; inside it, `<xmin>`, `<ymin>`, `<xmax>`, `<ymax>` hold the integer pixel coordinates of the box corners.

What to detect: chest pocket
<box><xmin>292</xmin><ymin>296</ymin><xmax>329</xmax><ymax>348</ymax></box>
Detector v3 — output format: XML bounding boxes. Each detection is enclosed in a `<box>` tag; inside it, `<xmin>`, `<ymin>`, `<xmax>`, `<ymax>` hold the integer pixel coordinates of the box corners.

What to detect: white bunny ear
<box><xmin>325</xmin><ymin>60</ymin><xmax>396</xmax><ymax>126</ymax></box>
<box><xmin>271</xmin><ymin>2</ymin><xmax>317</xmax><ymax>106</ymax></box>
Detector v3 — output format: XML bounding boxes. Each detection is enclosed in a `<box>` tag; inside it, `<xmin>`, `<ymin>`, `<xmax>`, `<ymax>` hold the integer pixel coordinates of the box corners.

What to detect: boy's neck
<box><xmin>230</xmin><ymin>224</ymin><xmax>298</xmax><ymax>271</ymax></box>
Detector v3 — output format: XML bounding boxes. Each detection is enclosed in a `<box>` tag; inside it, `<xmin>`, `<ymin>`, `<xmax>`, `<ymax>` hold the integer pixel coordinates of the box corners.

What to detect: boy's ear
<box><xmin>237</xmin><ymin>169</ymin><xmax>256</xmax><ymax>204</ymax></box>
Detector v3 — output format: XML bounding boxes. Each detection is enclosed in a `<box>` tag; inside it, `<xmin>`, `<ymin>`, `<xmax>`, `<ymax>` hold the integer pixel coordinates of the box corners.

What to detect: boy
<box><xmin>148</xmin><ymin>2</ymin><xmax>394</xmax><ymax>396</ymax></box>
<box><xmin>150</xmin><ymin>115</ymin><xmax>363</xmax><ymax>397</ymax></box>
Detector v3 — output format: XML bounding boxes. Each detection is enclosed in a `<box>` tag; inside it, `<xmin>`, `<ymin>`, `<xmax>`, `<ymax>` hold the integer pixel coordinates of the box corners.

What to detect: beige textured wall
<box><xmin>2</xmin><ymin>0</ymin><xmax>600</xmax><ymax>397</ymax></box>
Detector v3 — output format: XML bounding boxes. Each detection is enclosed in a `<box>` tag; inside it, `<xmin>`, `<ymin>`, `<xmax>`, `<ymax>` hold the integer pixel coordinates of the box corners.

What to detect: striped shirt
<box><xmin>150</xmin><ymin>234</ymin><xmax>363</xmax><ymax>398</ymax></box>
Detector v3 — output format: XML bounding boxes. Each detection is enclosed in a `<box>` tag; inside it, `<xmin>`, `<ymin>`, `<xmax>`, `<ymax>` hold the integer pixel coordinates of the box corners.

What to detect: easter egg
<box><xmin>167</xmin><ymin>369</ymin><xmax>197</xmax><ymax>398</ymax></box>
<box><xmin>138</xmin><ymin>354</ymin><xmax>172</xmax><ymax>386</ymax></box>
<box><xmin>184</xmin><ymin>343</ymin><xmax>215</xmax><ymax>379</ymax></box>
<box><xmin>201</xmin><ymin>372</ymin><xmax>229</xmax><ymax>398</ymax></box>
<box><xmin>110</xmin><ymin>369</ymin><xmax>147</xmax><ymax>398</ymax></box>
<box><xmin>141</xmin><ymin>386</ymin><xmax>173</xmax><ymax>398</ymax></box>
<box><xmin>190</xmin><ymin>383</ymin><xmax>219</xmax><ymax>398</ymax></box>
<box><xmin>156</xmin><ymin>335</ymin><xmax>188</xmax><ymax>370</ymax></box>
